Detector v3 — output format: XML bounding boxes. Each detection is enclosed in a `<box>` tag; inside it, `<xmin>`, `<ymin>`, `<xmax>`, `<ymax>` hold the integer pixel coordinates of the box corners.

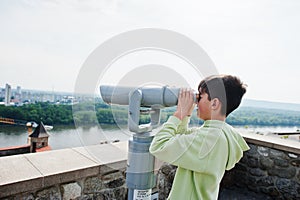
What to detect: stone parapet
<box><xmin>223</xmin><ymin>142</ymin><xmax>300</xmax><ymax>199</ymax></box>
<box><xmin>1</xmin><ymin>132</ymin><xmax>299</xmax><ymax>199</ymax></box>
<box><xmin>0</xmin><ymin>141</ymin><xmax>162</xmax><ymax>200</ymax></box>
<box><xmin>0</xmin><ymin>142</ymin><xmax>130</xmax><ymax>199</ymax></box>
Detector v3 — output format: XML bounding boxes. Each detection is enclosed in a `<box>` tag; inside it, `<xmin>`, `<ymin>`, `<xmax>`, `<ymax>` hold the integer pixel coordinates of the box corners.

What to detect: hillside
<box><xmin>241</xmin><ymin>99</ymin><xmax>300</xmax><ymax>112</ymax></box>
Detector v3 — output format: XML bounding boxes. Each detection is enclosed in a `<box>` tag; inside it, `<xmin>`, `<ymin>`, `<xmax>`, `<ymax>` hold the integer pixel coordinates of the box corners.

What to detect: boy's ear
<box><xmin>211</xmin><ymin>98</ymin><xmax>220</xmax><ymax>110</ymax></box>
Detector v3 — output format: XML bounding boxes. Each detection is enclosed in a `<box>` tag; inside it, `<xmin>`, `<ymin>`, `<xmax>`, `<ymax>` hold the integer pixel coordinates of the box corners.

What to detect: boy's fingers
<box><xmin>179</xmin><ymin>88</ymin><xmax>194</xmax><ymax>100</ymax></box>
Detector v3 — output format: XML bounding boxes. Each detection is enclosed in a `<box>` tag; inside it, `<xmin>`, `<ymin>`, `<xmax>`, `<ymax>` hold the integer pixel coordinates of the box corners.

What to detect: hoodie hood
<box><xmin>222</xmin><ymin>125</ymin><xmax>250</xmax><ymax>170</ymax></box>
<box><xmin>202</xmin><ymin>120</ymin><xmax>250</xmax><ymax>170</ymax></box>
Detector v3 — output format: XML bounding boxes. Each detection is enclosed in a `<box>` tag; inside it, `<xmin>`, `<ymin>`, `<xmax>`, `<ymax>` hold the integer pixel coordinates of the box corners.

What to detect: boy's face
<box><xmin>197</xmin><ymin>90</ymin><xmax>212</xmax><ymax>120</ymax></box>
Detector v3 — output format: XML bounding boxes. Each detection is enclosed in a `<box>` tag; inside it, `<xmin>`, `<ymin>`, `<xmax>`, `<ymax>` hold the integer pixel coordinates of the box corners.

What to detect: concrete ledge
<box><xmin>240</xmin><ymin>131</ymin><xmax>300</xmax><ymax>154</ymax></box>
<box><xmin>0</xmin><ymin>142</ymin><xmax>128</xmax><ymax>198</ymax></box>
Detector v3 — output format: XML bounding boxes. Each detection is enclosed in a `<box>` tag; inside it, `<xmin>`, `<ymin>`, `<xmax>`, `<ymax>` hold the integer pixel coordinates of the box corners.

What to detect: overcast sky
<box><xmin>0</xmin><ymin>0</ymin><xmax>299</xmax><ymax>104</ymax></box>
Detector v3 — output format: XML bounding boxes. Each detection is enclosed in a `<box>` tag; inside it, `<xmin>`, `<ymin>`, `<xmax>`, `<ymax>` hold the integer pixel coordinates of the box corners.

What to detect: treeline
<box><xmin>227</xmin><ymin>107</ymin><xmax>300</xmax><ymax>126</ymax></box>
<box><xmin>0</xmin><ymin>102</ymin><xmax>73</xmax><ymax>125</ymax></box>
<box><xmin>0</xmin><ymin>102</ymin><xmax>299</xmax><ymax>127</ymax></box>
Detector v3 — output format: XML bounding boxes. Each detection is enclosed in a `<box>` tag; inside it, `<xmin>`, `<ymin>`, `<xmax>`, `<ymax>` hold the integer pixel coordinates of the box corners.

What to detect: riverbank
<box><xmin>0</xmin><ymin>124</ymin><xmax>298</xmax><ymax>150</ymax></box>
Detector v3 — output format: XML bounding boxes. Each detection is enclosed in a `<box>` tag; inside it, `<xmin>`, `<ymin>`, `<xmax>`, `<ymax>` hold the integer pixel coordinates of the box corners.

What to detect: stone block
<box><xmin>168</xmin><ymin>169</ymin><xmax>176</xmax><ymax>183</ymax></box>
<box><xmin>78</xmin><ymin>194</ymin><xmax>93</xmax><ymax>200</ymax></box>
<box><xmin>14</xmin><ymin>193</ymin><xmax>35</xmax><ymax>200</ymax></box>
<box><xmin>160</xmin><ymin>164</ymin><xmax>173</xmax><ymax>175</ymax></box>
<box><xmin>248</xmin><ymin>144</ymin><xmax>257</xmax><ymax>155</ymax></box>
<box><xmin>276</xmin><ymin>178</ymin><xmax>300</xmax><ymax>199</ymax></box>
<box><xmin>113</xmin><ymin>186</ymin><xmax>127</xmax><ymax>199</ymax></box>
<box><xmin>43</xmin><ymin>166</ymin><xmax>99</xmax><ymax>188</ymax></box>
<box><xmin>96</xmin><ymin>187</ymin><xmax>127</xmax><ymax>200</ymax></box>
<box><xmin>99</xmin><ymin>161</ymin><xmax>126</xmax><ymax>174</ymax></box>
<box><xmin>234</xmin><ymin>163</ymin><xmax>247</xmax><ymax>172</ymax></box>
<box><xmin>259</xmin><ymin>156</ymin><xmax>274</xmax><ymax>170</ymax></box>
<box><xmin>257</xmin><ymin>146</ymin><xmax>269</xmax><ymax>157</ymax></box>
<box><xmin>84</xmin><ymin>176</ymin><xmax>103</xmax><ymax>194</ymax></box>
<box><xmin>239</xmin><ymin>154</ymin><xmax>248</xmax><ymax>163</ymax></box>
<box><xmin>101</xmin><ymin>171</ymin><xmax>125</xmax><ymax>189</ymax></box>
<box><xmin>61</xmin><ymin>182</ymin><xmax>81</xmax><ymax>200</ymax></box>
<box><xmin>35</xmin><ymin>186</ymin><xmax>60</xmax><ymax>200</ymax></box>
<box><xmin>260</xmin><ymin>187</ymin><xmax>280</xmax><ymax>197</ymax></box>
<box><xmin>269</xmin><ymin>149</ymin><xmax>287</xmax><ymax>159</ymax></box>
<box><xmin>290</xmin><ymin>159</ymin><xmax>300</xmax><ymax>167</ymax></box>
<box><xmin>274</xmin><ymin>158</ymin><xmax>289</xmax><ymax>168</ymax></box>
<box><xmin>247</xmin><ymin>157</ymin><xmax>259</xmax><ymax>168</ymax></box>
<box><xmin>233</xmin><ymin>171</ymin><xmax>248</xmax><ymax>187</ymax></box>
<box><xmin>249</xmin><ymin>168</ymin><xmax>265</xmax><ymax>177</ymax></box>
<box><xmin>24</xmin><ymin>149</ymin><xmax>98</xmax><ymax>177</ymax></box>
<box><xmin>103</xmin><ymin>178</ymin><xmax>125</xmax><ymax>189</ymax></box>
<box><xmin>256</xmin><ymin>176</ymin><xmax>274</xmax><ymax>187</ymax></box>
<box><xmin>244</xmin><ymin>175</ymin><xmax>257</xmax><ymax>186</ymax></box>
<box><xmin>74</xmin><ymin>144</ymin><xmax>127</xmax><ymax>165</ymax></box>
<box><xmin>268</xmin><ymin>167</ymin><xmax>296</xmax><ymax>179</ymax></box>
<box><xmin>101</xmin><ymin>170</ymin><xmax>123</xmax><ymax>181</ymax></box>
<box><xmin>0</xmin><ymin>155</ymin><xmax>43</xmax><ymax>198</ymax></box>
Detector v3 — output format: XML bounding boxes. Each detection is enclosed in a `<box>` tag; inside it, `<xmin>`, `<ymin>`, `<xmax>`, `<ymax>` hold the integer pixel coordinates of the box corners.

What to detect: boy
<box><xmin>149</xmin><ymin>75</ymin><xmax>249</xmax><ymax>200</ymax></box>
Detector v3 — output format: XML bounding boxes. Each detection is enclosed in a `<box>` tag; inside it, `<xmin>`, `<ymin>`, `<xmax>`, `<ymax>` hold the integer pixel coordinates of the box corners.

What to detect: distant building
<box><xmin>14</xmin><ymin>86</ymin><xmax>22</xmax><ymax>103</ymax></box>
<box><xmin>29</xmin><ymin>122</ymin><xmax>51</xmax><ymax>152</ymax></box>
<box><xmin>16</xmin><ymin>86</ymin><xmax>21</xmax><ymax>95</ymax></box>
<box><xmin>0</xmin><ymin>121</ymin><xmax>51</xmax><ymax>157</ymax></box>
<box><xmin>0</xmin><ymin>88</ymin><xmax>5</xmax><ymax>99</ymax></box>
<box><xmin>4</xmin><ymin>84</ymin><xmax>11</xmax><ymax>106</ymax></box>
<box><xmin>0</xmin><ymin>84</ymin><xmax>92</xmax><ymax>105</ymax></box>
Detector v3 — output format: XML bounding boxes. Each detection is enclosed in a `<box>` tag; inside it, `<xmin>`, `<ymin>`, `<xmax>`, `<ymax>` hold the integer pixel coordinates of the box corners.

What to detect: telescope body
<box><xmin>100</xmin><ymin>85</ymin><xmax>197</xmax><ymax>107</ymax></box>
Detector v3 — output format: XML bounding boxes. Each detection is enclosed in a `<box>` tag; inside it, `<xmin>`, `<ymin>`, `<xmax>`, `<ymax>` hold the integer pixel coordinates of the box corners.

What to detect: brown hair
<box><xmin>198</xmin><ymin>75</ymin><xmax>247</xmax><ymax>116</ymax></box>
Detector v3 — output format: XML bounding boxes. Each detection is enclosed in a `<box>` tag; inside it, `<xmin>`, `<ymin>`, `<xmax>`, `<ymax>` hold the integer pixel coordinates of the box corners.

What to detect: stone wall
<box><xmin>0</xmin><ymin>143</ymin><xmax>130</xmax><ymax>200</ymax></box>
<box><xmin>1</xmin><ymin>132</ymin><xmax>299</xmax><ymax>200</ymax></box>
<box><xmin>223</xmin><ymin>143</ymin><xmax>300</xmax><ymax>199</ymax></box>
<box><xmin>156</xmin><ymin>132</ymin><xmax>300</xmax><ymax>200</ymax></box>
<box><xmin>0</xmin><ymin>142</ymin><xmax>161</xmax><ymax>200</ymax></box>
<box><xmin>4</xmin><ymin>167</ymin><xmax>127</xmax><ymax>200</ymax></box>
<box><xmin>0</xmin><ymin>144</ymin><xmax>30</xmax><ymax>157</ymax></box>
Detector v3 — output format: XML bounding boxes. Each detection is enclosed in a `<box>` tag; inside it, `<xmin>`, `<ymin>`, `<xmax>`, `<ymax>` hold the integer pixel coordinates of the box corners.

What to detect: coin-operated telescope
<box><xmin>100</xmin><ymin>85</ymin><xmax>197</xmax><ymax>200</ymax></box>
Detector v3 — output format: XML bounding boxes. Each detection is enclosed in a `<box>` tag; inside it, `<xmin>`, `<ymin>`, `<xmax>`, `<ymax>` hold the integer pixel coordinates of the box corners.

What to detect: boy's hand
<box><xmin>174</xmin><ymin>88</ymin><xmax>195</xmax><ymax>120</ymax></box>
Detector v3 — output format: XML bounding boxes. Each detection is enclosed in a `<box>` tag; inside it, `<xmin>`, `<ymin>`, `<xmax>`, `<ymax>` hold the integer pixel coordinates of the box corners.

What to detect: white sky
<box><xmin>0</xmin><ymin>0</ymin><xmax>299</xmax><ymax>104</ymax></box>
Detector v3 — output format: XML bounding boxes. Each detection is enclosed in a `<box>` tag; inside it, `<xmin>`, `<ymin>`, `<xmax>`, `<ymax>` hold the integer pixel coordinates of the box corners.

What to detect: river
<box><xmin>0</xmin><ymin>125</ymin><xmax>133</xmax><ymax>150</ymax></box>
<box><xmin>0</xmin><ymin>124</ymin><xmax>298</xmax><ymax>150</ymax></box>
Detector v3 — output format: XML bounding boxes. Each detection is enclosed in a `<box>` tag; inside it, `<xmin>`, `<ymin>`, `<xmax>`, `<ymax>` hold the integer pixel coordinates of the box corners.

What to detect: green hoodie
<box><xmin>149</xmin><ymin>116</ymin><xmax>249</xmax><ymax>200</ymax></box>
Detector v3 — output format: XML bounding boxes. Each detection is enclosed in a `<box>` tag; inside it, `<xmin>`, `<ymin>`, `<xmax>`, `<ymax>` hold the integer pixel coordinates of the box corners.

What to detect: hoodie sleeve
<box><xmin>149</xmin><ymin>116</ymin><xmax>193</xmax><ymax>161</ymax></box>
<box><xmin>149</xmin><ymin>116</ymin><xmax>222</xmax><ymax>172</ymax></box>
<box><xmin>177</xmin><ymin>116</ymin><xmax>193</xmax><ymax>134</ymax></box>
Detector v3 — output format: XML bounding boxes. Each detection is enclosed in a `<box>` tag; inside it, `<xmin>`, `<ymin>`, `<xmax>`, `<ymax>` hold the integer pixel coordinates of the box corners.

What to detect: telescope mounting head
<box><xmin>128</xmin><ymin>89</ymin><xmax>162</xmax><ymax>133</ymax></box>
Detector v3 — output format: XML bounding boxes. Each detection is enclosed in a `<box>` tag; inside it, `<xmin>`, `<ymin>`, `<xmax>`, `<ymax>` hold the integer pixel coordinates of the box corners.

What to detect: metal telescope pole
<box><xmin>126</xmin><ymin>89</ymin><xmax>156</xmax><ymax>200</ymax></box>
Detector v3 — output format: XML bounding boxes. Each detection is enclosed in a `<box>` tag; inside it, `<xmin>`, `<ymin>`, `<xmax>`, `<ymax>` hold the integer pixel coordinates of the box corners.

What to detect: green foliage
<box><xmin>0</xmin><ymin>102</ymin><xmax>299</xmax><ymax>127</ymax></box>
<box><xmin>0</xmin><ymin>102</ymin><xmax>73</xmax><ymax>125</ymax></box>
<box><xmin>226</xmin><ymin>107</ymin><xmax>300</xmax><ymax>126</ymax></box>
